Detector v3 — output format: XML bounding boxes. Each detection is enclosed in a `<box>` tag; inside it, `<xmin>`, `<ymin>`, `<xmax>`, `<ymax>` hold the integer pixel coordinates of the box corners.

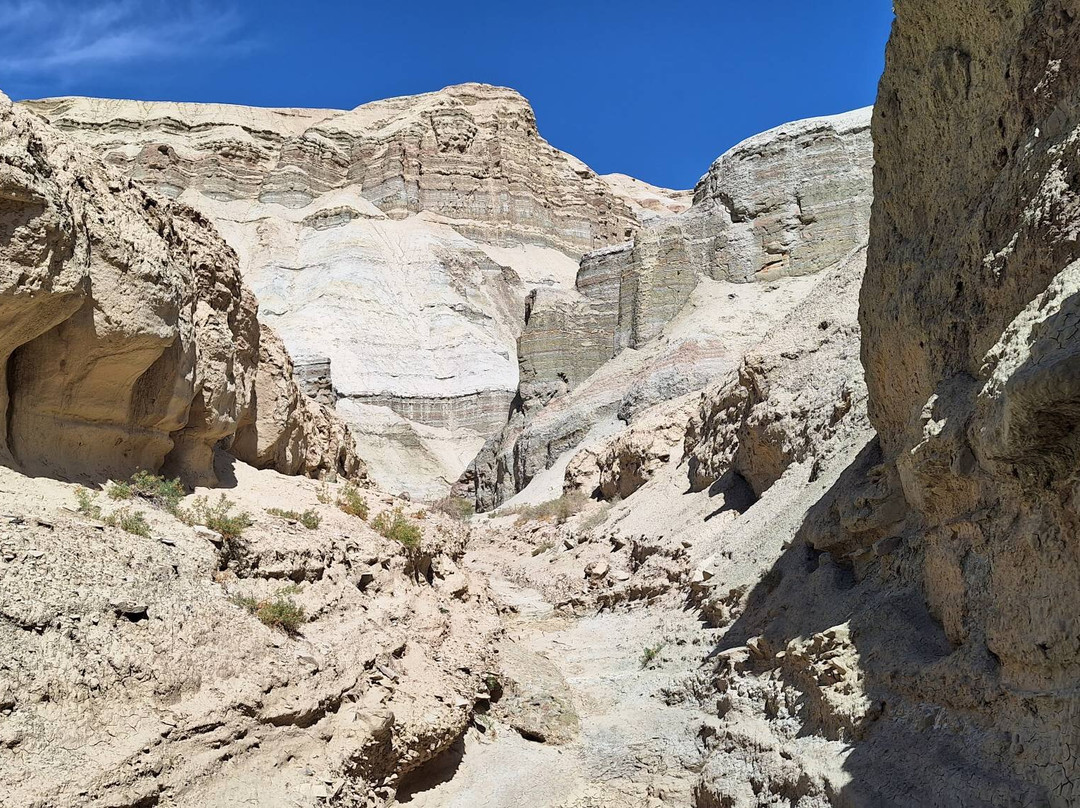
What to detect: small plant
<box><xmin>107</xmin><ymin>481</ymin><xmax>133</xmax><ymax>501</ymax></box>
<box><xmin>413</xmin><ymin>509</ymin><xmax>428</xmax><ymax>520</ymax></box>
<box><xmin>190</xmin><ymin>494</ymin><xmax>252</xmax><ymax>540</ymax></box>
<box><xmin>267</xmin><ymin>507</ymin><xmax>321</xmax><ymax>530</ymax></box>
<box><xmin>129</xmin><ymin>470</ymin><xmax>186</xmax><ymax>513</ymax></box>
<box><xmin>316</xmin><ymin>482</ymin><xmax>333</xmax><ymax>505</ymax></box>
<box><xmin>75</xmin><ymin>487</ymin><xmax>150</xmax><ymax>536</ymax></box>
<box><xmin>371</xmin><ymin>507</ymin><xmax>422</xmax><ymax>550</ymax></box>
<box><xmin>336</xmin><ymin>482</ymin><xmax>369</xmax><ymax>520</ymax></box>
<box><xmin>230</xmin><ymin>593</ymin><xmax>306</xmax><ymax>636</ymax></box>
<box><xmin>230</xmin><ymin>593</ymin><xmax>260</xmax><ymax>613</ymax></box>
<box><xmin>506</xmin><ymin>491</ymin><xmax>590</xmax><ymax>526</ymax></box>
<box><xmin>432</xmin><ymin>495</ymin><xmax>475</xmax><ymax>521</ymax></box>
<box><xmin>640</xmin><ymin>642</ymin><xmax>666</xmax><ymax>670</ymax></box>
<box><xmin>256</xmin><ymin>596</ymin><xmax>306</xmax><ymax>635</ymax></box>
<box><xmin>107</xmin><ymin>507</ymin><xmax>151</xmax><ymax>538</ymax></box>
<box><xmin>75</xmin><ymin>487</ymin><xmax>103</xmax><ymax>520</ymax></box>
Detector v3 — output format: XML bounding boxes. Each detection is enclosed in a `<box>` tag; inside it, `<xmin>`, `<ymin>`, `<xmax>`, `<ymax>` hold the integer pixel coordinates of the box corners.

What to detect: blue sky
<box><xmin>0</xmin><ymin>0</ymin><xmax>894</xmax><ymax>189</ymax></box>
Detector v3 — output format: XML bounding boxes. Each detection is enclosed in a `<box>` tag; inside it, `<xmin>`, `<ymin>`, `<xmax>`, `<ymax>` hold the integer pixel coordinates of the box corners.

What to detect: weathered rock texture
<box><xmin>24</xmin><ymin>85</ymin><xmax>669</xmax><ymax>497</ymax></box>
<box><xmin>471</xmin><ymin>108</ymin><xmax>873</xmax><ymax>509</ymax></box>
<box><xmin>589</xmin><ymin>4</ymin><xmax>1080</xmax><ymax>805</ymax></box>
<box><xmin>0</xmin><ymin>91</ymin><xmax>357</xmax><ymax>485</ymax></box>
<box><xmin>0</xmin><ymin>462</ymin><xmax>496</xmax><ymax>808</ymax></box>
<box><xmin>824</xmin><ymin>1</ymin><xmax>1080</xmax><ymax>801</ymax></box>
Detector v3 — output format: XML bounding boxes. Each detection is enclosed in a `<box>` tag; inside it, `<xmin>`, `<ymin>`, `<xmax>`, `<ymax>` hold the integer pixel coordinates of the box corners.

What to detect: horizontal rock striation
<box><xmin>344</xmin><ymin>389</ymin><xmax>515</xmax><ymax>434</ymax></box>
<box><xmin>469</xmin><ymin>108</ymin><xmax>874</xmax><ymax>509</ymax></box>
<box><xmin>24</xmin><ymin>84</ymin><xmax>665</xmax><ymax>495</ymax></box>
<box><xmin>0</xmin><ymin>90</ymin><xmax>360</xmax><ymax>485</ymax></box>
<box><xmin>26</xmin><ymin>85</ymin><xmax>637</xmax><ymax>255</ymax></box>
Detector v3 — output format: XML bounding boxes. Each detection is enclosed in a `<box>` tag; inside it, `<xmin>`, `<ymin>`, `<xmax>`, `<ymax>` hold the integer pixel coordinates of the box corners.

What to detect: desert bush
<box><xmin>129</xmin><ymin>470</ymin><xmax>186</xmax><ymax>513</ymax></box>
<box><xmin>231</xmin><ymin>593</ymin><xmax>306</xmax><ymax>636</ymax></box>
<box><xmin>108</xmin><ymin>507</ymin><xmax>151</xmax><ymax>538</ymax></box>
<box><xmin>267</xmin><ymin>507</ymin><xmax>321</xmax><ymax>530</ymax></box>
<box><xmin>189</xmin><ymin>494</ymin><xmax>252</xmax><ymax>540</ymax></box>
<box><xmin>506</xmin><ymin>491</ymin><xmax>590</xmax><ymax>525</ymax></box>
<box><xmin>74</xmin><ymin>489</ymin><xmax>150</xmax><ymax>537</ymax></box>
<box><xmin>336</xmin><ymin>482</ymin><xmax>369</xmax><ymax>520</ymax></box>
<box><xmin>640</xmin><ymin>642</ymin><xmax>666</xmax><ymax>669</ymax></box>
<box><xmin>75</xmin><ymin>487</ymin><xmax>103</xmax><ymax>519</ymax></box>
<box><xmin>316</xmin><ymin>482</ymin><xmax>332</xmax><ymax>504</ymax></box>
<box><xmin>107</xmin><ymin>481</ymin><xmax>133</xmax><ymax>500</ymax></box>
<box><xmin>371</xmin><ymin>507</ymin><xmax>422</xmax><ymax>550</ymax></box>
<box><xmin>255</xmin><ymin>596</ymin><xmax>306</xmax><ymax>635</ymax></box>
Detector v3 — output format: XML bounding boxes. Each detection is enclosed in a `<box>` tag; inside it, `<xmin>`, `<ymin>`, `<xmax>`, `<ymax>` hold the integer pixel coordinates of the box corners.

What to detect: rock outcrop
<box><xmin>0</xmin><ymin>90</ymin><xmax>359</xmax><ymax>485</ymax></box>
<box><xmin>470</xmin><ymin>107</ymin><xmax>874</xmax><ymax>510</ymax></box>
<box><xmin>0</xmin><ymin>463</ymin><xmax>494</xmax><ymax>808</ymax></box>
<box><xmin>587</xmin><ymin>4</ymin><xmax>1080</xmax><ymax>805</ymax></box>
<box><xmin>23</xmin><ymin>84</ymin><xmax>673</xmax><ymax>498</ymax></box>
<box><xmin>820</xmin><ymin>1</ymin><xmax>1080</xmax><ymax>801</ymax></box>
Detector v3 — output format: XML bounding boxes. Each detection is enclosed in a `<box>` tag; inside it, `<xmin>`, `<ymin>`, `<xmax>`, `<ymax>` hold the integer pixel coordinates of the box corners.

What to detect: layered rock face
<box><xmin>0</xmin><ymin>91</ymin><xmax>359</xmax><ymax>485</ymax></box>
<box><xmin>25</xmin><ymin>85</ymin><xmax>653</xmax><ymax>497</ymax></box>
<box><xmin>471</xmin><ymin>108</ymin><xmax>873</xmax><ymax>509</ymax></box>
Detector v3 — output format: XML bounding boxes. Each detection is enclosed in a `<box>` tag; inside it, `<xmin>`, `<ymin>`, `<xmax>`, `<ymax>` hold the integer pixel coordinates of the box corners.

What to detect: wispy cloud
<box><xmin>0</xmin><ymin>0</ymin><xmax>252</xmax><ymax>75</ymax></box>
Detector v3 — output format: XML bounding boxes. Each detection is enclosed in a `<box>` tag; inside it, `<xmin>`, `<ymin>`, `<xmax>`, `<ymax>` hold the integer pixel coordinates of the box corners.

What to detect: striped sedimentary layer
<box><xmin>470</xmin><ymin>107</ymin><xmax>875</xmax><ymax>509</ymax></box>
<box><xmin>23</xmin><ymin>84</ymin><xmax>676</xmax><ymax>494</ymax></box>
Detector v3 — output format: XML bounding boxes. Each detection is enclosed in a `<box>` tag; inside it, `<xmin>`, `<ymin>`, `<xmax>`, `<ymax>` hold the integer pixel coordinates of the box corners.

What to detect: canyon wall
<box><xmin>0</xmin><ymin>90</ymin><xmax>359</xmax><ymax>485</ymax></box>
<box><xmin>577</xmin><ymin>4</ymin><xmax>1080</xmax><ymax>804</ymax></box>
<box><xmin>25</xmin><ymin>85</ymin><xmax>659</xmax><ymax>497</ymax></box>
<box><xmin>469</xmin><ymin>108</ymin><xmax>874</xmax><ymax>509</ymax></box>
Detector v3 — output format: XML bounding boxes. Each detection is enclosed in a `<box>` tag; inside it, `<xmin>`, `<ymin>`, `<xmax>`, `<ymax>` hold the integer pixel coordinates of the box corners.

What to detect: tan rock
<box><xmin>0</xmin><ymin>88</ymin><xmax>357</xmax><ymax>485</ymax></box>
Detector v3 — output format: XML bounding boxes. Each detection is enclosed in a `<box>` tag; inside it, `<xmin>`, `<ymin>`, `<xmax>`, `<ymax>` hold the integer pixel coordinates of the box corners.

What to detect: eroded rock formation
<box><xmin>0</xmin><ymin>90</ymin><xmax>359</xmax><ymax>485</ymax></box>
<box><xmin>470</xmin><ymin>107</ymin><xmax>873</xmax><ymax>509</ymax></box>
<box><xmin>24</xmin><ymin>85</ymin><xmax>665</xmax><ymax>497</ymax></box>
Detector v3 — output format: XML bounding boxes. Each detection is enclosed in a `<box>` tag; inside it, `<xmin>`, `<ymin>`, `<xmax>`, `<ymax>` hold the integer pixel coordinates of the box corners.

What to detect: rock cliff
<box><xmin>0</xmin><ymin>91</ymin><xmax>358</xmax><ymax>485</ymax></box>
<box><xmin>24</xmin><ymin>85</ymin><xmax>664</xmax><ymax>497</ymax></box>
<box><xmin>470</xmin><ymin>107</ymin><xmax>873</xmax><ymax>509</ymax></box>
<box><xmin>558</xmin><ymin>4</ymin><xmax>1080</xmax><ymax>804</ymax></box>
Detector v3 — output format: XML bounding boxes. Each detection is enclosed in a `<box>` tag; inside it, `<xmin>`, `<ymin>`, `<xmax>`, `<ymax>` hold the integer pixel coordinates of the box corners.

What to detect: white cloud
<box><xmin>0</xmin><ymin>0</ymin><xmax>250</xmax><ymax>75</ymax></box>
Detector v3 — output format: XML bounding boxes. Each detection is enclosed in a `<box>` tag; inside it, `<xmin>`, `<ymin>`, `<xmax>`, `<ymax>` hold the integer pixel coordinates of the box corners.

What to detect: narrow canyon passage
<box><xmin>400</xmin><ymin>559</ymin><xmax>714</xmax><ymax>807</ymax></box>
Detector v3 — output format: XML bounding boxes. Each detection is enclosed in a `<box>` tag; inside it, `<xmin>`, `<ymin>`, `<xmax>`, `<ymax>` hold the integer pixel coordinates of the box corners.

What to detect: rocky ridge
<box><xmin>24</xmin><ymin>85</ymin><xmax>672</xmax><ymax>498</ymax></box>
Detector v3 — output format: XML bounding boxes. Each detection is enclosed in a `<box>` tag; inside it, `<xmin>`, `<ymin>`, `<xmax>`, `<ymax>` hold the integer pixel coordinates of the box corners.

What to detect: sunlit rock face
<box><xmin>470</xmin><ymin>107</ymin><xmax>874</xmax><ymax>510</ymax></box>
<box><xmin>0</xmin><ymin>90</ymin><xmax>358</xmax><ymax>486</ymax></box>
<box><xmin>25</xmin><ymin>84</ymin><xmax>678</xmax><ymax>496</ymax></box>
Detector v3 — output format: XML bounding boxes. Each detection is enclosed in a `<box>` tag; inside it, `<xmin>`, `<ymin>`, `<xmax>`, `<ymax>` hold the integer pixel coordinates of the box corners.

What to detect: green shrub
<box><xmin>230</xmin><ymin>593</ymin><xmax>260</xmax><ymax>613</ymax></box>
<box><xmin>74</xmin><ymin>488</ymin><xmax>149</xmax><ymax>536</ymax></box>
<box><xmin>506</xmin><ymin>492</ymin><xmax>589</xmax><ymax>526</ymax></box>
<box><xmin>640</xmin><ymin>642</ymin><xmax>666</xmax><ymax>670</ymax></box>
<box><xmin>230</xmin><ymin>593</ymin><xmax>306</xmax><ymax>636</ymax></box>
<box><xmin>107</xmin><ymin>507</ymin><xmax>151</xmax><ymax>538</ymax></box>
<box><xmin>74</xmin><ymin>487</ymin><xmax>103</xmax><ymax>520</ymax></box>
<box><xmin>129</xmin><ymin>470</ymin><xmax>185</xmax><ymax>513</ymax></box>
<box><xmin>316</xmin><ymin>482</ymin><xmax>332</xmax><ymax>505</ymax></box>
<box><xmin>371</xmin><ymin>507</ymin><xmax>422</xmax><ymax>549</ymax></box>
<box><xmin>189</xmin><ymin>494</ymin><xmax>252</xmax><ymax>540</ymax></box>
<box><xmin>336</xmin><ymin>483</ymin><xmax>369</xmax><ymax>520</ymax></box>
<box><xmin>107</xmin><ymin>481</ymin><xmax>133</xmax><ymax>500</ymax></box>
<box><xmin>267</xmin><ymin>507</ymin><xmax>321</xmax><ymax>530</ymax></box>
<box><xmin>255</xmin><ymin>596</ymin><xmax>306</xmax><ymax>635</ymax></box>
